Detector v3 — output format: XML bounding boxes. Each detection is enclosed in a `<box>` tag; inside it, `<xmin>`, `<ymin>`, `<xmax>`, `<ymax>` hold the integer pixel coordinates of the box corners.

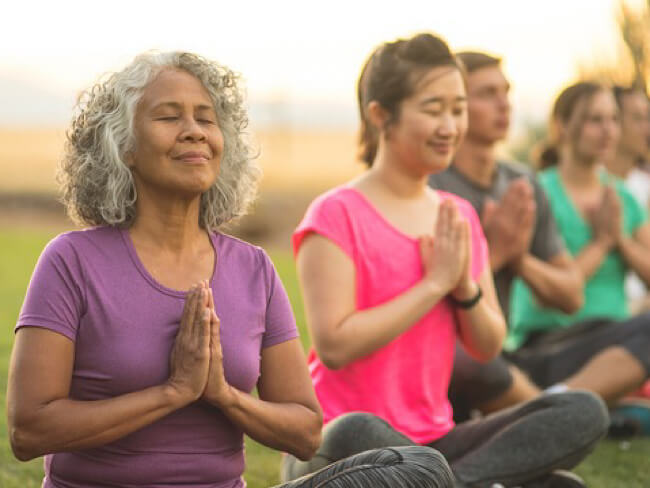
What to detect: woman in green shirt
<box><xmin>506</xmin><ymin>82</ymin><xmax>650</xmax><ymax>426</ymax></box>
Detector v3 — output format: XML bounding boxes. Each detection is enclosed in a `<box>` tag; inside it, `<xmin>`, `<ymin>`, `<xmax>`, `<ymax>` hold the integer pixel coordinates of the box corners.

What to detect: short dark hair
<box><xmin>456</xmin><ymin>51</ymin><xmax>501</xmax><ymax>74</ymax></box>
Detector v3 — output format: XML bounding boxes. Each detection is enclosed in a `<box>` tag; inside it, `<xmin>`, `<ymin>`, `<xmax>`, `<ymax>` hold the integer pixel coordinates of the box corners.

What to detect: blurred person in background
<box><xmin>284</xmin><ymin>33</ymin><xmax>607</xmax><ymax>488</ymax></box>
<box><xmin>6</xmin><ymin>50</ymin><xmax>450</xmax><ymax>488</ymax></box>
<box><xmin>605</xmin><ymin>86</ymin><xmax>650</xmax><ymax>314</ymax></box>
<box><xmin>429</xmin><ymin>52</ymin><xmax>584</xmax><ymax>422</ymax></box>
<box><xmin>507</xmin><ymin>81</ymin><xmax>650</xmax><ymax>436</ymax></box>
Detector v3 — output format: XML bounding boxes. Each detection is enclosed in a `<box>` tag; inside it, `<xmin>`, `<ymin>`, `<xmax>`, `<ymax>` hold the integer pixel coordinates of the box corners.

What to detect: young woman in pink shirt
<box><xmin>283</xmin><ymin>33</ymin><xmax>608</xmax><ymax>488</ymax></box>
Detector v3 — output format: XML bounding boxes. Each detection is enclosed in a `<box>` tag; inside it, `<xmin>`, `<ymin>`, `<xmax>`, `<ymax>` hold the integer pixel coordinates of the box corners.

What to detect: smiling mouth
<box><xmin>173</xmin><ymin>152</ymin><xmax>211</xmax><ymax>164</ymax></box>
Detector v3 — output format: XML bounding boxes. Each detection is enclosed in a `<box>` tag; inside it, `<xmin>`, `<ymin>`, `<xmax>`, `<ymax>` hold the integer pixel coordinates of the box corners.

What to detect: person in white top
<box><xmin>606</xmin><ymin>86</ymin><xmax>650</xmax><ymax>312</ymax></box>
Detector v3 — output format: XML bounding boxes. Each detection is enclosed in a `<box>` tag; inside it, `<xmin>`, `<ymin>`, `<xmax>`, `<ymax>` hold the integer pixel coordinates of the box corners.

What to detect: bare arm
<box><xmin>201</xmin><ymin>290</ymin><xmax>322</xmax><ymax>461</ymax></box>
<box><xmin>454</xmin><ymin>267</ymin><xmax>507</xmax><ymax>362</ymax></box>
<box><xmin>512</xmin><ymin>252</ymin><xmax>584</xmax><ymax>313</ymax></box>
<box><xmin>206</xmin><ymin>340</ymin><xmax>322</xmax><ymax>461</ymax></box>
<box><xmin>618</xmin><ymin>222</ymin><xmax>650</xmax><ymax>286</ymax></box>
<box><xmin>7</xmin><ymin>286</ymin><xmax>210</xmax><ymax>461</ymax></box>
<box><xmin>296</xmin><ymin>233</ymin><xmax>448</xmax><ymax>369</ymax></box>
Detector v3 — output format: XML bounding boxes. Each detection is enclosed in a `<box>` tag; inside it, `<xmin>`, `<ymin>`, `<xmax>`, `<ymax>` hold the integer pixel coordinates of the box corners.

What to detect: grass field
<box><xmin>1</xmin><ymin>228</ymin><xmax>649</xmax><ymax>487</ymax></box>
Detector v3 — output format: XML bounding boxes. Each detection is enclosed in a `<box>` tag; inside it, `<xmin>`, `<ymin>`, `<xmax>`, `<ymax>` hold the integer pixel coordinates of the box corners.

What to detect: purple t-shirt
<box><xmin>17</xmin><ymin>226</ymin><xmax>298</xmax><ymax>488</ymax></box>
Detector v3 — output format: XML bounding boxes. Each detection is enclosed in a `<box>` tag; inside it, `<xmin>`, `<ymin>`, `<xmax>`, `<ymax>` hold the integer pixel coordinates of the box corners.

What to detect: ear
<box><xmin>124</xmin><ymin>150</ymin><xmax>135</xmax><ymax>168</ymax></box>
<box><xmin>366</xmin><ymin>101</ymin><xmax>391</xmax><ymax>132</ymax></box>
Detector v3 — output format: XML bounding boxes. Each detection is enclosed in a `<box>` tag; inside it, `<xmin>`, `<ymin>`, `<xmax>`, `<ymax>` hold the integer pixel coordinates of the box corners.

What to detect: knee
<box><xmin>546</xmin><ymin>390</ymin><xmax>609</xmax><ymax>440</ymax></box>
<box><xmin>324</xmin><ymin>412</ymin><xmax>387</xmax><ymax>435</ymax></box>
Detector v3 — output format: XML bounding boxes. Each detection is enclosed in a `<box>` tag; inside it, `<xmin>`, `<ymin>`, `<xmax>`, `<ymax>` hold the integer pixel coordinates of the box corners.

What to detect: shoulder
<box><xmin>42</xmin><ymin>226</ymin><xmax>119</xmax><ymax>260</ymax></box>
<box><xmin>304</xmin><ymin>185</ymin><xmax>359</xmax><ymax>216</ymax></box>
<box><xmin>213</xmin><ymin>232</ymin><xmax>280</xmax><ymax>290</ymax></box>
<box><xmin>496</xmin><ymin>160</ymin><xmax>536</xmax><ymax>180</ymax></box>
<box><xmin>213</xmin><ymin>231</ymin><xmax>267</xmax><ymax>264</ymax></box>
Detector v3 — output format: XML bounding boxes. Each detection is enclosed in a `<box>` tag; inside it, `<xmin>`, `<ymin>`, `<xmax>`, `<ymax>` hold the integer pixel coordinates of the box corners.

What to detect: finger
<box><xmin>481</xmin><ymin>199</ymin><xmax>497</xmax><ymax>225</ymax></box>
<box><xmin>207</xmin><ymin>286</ymin><xmax>215</xmax><ymax>312</ymax></box>
<box><xmin>192</xmin><ymin>287</ymin><xmax>208</xmax><ymax>335</ymax></box>
<box><xmin>436</xmin><ymin>200</ymin><xmax>450</xmax><ymax>236</ymax></box>
<box><xmin>181</xmin><ymin>285</ymin><xmax>200</xmax><ymax>331</ymax></box>
<box><xmin>444</xmin><ymin>200</ymin><xmax>457</xmax><ymax>236</ymax></box>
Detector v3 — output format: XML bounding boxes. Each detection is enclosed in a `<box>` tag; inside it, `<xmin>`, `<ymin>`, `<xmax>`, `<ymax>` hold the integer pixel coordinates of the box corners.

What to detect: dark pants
<box><xmin>282</xmin><ymin>391</ymin><xmax>608</xmax><ymax>488</ymax></box>
<box><xmin>448</xmin><ymin>343</ymin><xmax>514</xmax><ymax>422</ymax></box>
<box><xmin>506</xmin><ymin>313</ymin><xmax>650</xmax><ymax>388</ymax></box>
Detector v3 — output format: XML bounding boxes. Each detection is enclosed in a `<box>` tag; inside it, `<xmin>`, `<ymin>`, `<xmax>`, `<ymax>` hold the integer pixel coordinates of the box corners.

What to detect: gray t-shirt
<box><xmin>429</xmin><ymin>161</ymin><xmax>565</xmax><ymax>318</ymax></box>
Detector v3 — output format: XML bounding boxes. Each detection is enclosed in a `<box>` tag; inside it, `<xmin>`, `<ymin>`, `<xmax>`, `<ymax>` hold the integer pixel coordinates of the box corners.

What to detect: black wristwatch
<box><xmin>449</xmin><ymin>286</ymin><xmax>482</xmax><ymax>309</ymax></box>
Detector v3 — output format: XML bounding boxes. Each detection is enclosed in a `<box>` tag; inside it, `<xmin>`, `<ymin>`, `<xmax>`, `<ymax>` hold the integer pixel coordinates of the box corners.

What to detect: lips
<box><xmin>173</xmin><ymin>151</ymin><xmax>211</xmax><ymax>163</ymax></box>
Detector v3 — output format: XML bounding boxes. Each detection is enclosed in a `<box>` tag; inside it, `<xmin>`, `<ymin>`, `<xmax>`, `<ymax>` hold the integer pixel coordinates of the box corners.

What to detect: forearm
<box><xmin>315</xmin><ymin>280</ymin><xmax>447</xmax><ymax>369</ymax></box>
<box><xmin>488</xmin><ymin>246</ymin><xmax>510</xmax><ymax>272</ymax></box>
<box><xmin>208</xmin><ymin>387</ymin><xmax>322</xmax><ymax>461</ymax></box>
<box><xmin>10</xmin><ymin>384</ymin><xmax>185</xmax><ymax>461</ymax></box>
<box><xmin>455</xmin><ymin>284</ymin><xmax>506</xmax><ymax>362</ymax></box>
<box><xmin>575</xmin><ymin>240</ymin><xmax>610</xmax><ymax>281</ymax></box>
<box><xmin>515</xmin><ymin>254</ymin><xmax>583</xmax><ymax>313</ymax></box>
<box><xmin>618</xmin><ymin>236</ymin><xmax>650</xmax><ymax>286</ymax></box>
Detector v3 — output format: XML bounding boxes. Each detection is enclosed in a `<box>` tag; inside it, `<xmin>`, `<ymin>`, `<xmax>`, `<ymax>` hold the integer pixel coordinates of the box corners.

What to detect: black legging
<box><xmin>274</xmin><ymin>446</ymin><xmax>453</xmax><ymax>488</ymax></box>
<box><xmin>282</xmin><ymin>391</ymin><xmax>608</xmax><ymax>488</ymax></box>
<box><xmin>506</xmin><ymin>312</ymin><xmax>650</xmax><ymax>388</ymax></box>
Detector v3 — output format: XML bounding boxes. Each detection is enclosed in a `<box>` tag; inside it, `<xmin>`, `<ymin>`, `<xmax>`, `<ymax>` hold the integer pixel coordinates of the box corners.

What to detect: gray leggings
<box><xmin>273</xmin><ymin>446</ymin><xmax>453</xmax><ymax>488</ymax></box>
<box><xmin>282</xmin><ymin>391</ymin><xmax>608</xmax><ymax>488</ymax></box>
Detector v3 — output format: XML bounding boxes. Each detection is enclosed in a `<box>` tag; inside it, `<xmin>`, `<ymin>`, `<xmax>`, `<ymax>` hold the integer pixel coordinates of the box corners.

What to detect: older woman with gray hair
<box><xmin>6</xmin><ymin>51</ymin><xmax>452</xmax><ymax>488</ymax></box>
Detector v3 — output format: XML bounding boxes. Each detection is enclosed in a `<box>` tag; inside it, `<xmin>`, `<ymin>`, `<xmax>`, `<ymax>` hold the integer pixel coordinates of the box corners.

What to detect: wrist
<box><xmin>450</xmin><ymin>282</ymin><xmax>483</xmax><ymax>309</ymax></box>
<box><xmin>162</xmin><ymin>382</ymin><xmax>194</xmax><ymax>410</ymax></box>
<box><xmin>205</xmin><ymin>384</ymin><xmax>238</xmax><ymax>410</ymax></box>
<box><xmin>421</xmin><ymin>277</ymin><xmax>449</xmax><ymax>300</ymax></box>
<box><xmin>452</xmin><ymin>280</ymin><xmax>479</xmax><ymax>301</ymax></box>
<box><xmin>593</xmin><ymin>236</ymin><xmax>614</xmax><ymax>253</ymax></box>
<box><xmin>509</xmin><ymin>252</ymin><xmax>527</xmax><ymax>274</ymax></box>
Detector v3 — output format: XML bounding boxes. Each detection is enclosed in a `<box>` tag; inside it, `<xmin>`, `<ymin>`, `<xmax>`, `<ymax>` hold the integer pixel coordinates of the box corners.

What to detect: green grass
<box><xmin>1</xmin><ymin>229</ymin><xmax>649</xmax><ymax>487</ymax></box>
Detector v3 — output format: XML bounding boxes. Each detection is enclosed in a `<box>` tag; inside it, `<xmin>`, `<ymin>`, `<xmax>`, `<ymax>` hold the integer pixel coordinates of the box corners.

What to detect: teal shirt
<box><xmin>506</xmin><ymin>167</ymin><xmax>648</xmax><ymax>350</ymax></box>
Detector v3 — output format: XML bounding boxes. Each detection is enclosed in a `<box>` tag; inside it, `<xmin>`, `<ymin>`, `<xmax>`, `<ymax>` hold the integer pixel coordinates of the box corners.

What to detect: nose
<box><xmin>437</xmin><ymin>113</ymin><xmax>457</xmax><ymax>138</ymax></box>
<box><xmin>499</xmin><ymin>94</ymin><xmax>511</xmax><ymax>113</ymax></box>
<box><xmin>179</xmin><ymin>116</ymin><xmax>207</xmax><ymax>142</ymax></box>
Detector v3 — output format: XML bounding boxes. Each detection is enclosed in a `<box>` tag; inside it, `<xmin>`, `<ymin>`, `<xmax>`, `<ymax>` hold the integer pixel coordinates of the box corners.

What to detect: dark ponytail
<box><xmin>536</xmin><ymin>81</ymin><xmax>603</xmax><ymax>169</ymax></box>
<box><xmin>357</xmin><ymin>33</ymin><xmax>461</xmax><ymax>167</ymax></box>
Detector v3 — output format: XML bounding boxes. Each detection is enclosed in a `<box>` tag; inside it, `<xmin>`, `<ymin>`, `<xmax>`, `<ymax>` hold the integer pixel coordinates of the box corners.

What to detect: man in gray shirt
<box><xmin>430</xmin><ymin>52</ymin><xmax>584</xmax><ymax>420</ymax></box>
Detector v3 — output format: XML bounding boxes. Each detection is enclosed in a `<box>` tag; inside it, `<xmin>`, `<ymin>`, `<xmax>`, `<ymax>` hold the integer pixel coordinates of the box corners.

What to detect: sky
<box><xmin>0</xmin><ymin>0</ymin><xmax>631</xmax><ymax>129</ymax></box>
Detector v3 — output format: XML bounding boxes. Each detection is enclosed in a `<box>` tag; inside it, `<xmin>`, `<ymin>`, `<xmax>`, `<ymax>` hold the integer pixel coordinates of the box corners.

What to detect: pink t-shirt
<box><xmin>293</xmin><ymin>186</ymin><xmax>488</xmax><ymax>444</ymax></box>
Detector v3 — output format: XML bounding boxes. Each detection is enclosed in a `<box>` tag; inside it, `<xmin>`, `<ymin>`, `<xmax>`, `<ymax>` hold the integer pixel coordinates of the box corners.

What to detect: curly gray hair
<box><xmin>58</xmin><ymin>51</ymin><xmax>260</xmax><ymax>229</ymax></box>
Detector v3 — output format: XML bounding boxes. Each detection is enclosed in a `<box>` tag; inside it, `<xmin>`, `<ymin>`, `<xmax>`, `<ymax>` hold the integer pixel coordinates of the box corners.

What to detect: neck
<box><xmin>368</xmin><ymin>144</ymin><xmax>429</xmax><ymax>199</ymax></box>
<box><xmin>129</xmin><ymin>186</ymin><xmax>205</xmax><ymax>253</ymax></box>
<box><xmin>452</xmin><ymin>136</ymin><xmax>498</xmax><ymax>187</ymax></box>
<box><xmin>558</xmin><ymin>147</ymin><xmax>601</xmax><ymax>189</ymax></box>
<box><xmin>606</xmin><ymin>148</ymin><xmax>637</xmax><ymax>178</ymax></box>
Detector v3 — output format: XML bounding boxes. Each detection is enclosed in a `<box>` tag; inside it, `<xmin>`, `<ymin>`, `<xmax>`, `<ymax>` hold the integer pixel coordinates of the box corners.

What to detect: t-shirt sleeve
<box><xmin>621</xmin><ymin>184</ymin><xmax>649</xmax><ymax>234</ymax></box>
<box><xmin>16</xmin><ymin>234</ymin><xmax>86</xmax><ymax>341</ymax></box>
<box><xmin>260</xmin><ymin>250</ymin><xmax>299</xmax><ymax>349</ymax></box>
<box><xmin>530</xmin><ymin>177</ymin><xmax>566</xmax><ymax>261</ymax></box>
<box><xmin>455</xmin><ymin>197</ymin><xmax>489</xmax><ymax>280</ymax></box>
<box><xmin>292</xmin><ymin>193</ymin><xmax>355</xmax><ymax>260</ymax></box>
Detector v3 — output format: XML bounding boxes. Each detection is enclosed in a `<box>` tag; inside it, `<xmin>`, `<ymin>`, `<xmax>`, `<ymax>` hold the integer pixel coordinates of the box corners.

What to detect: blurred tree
<box><xmin>578</xmin><ymin>0</ymin><xmax>649</xmax><ymax>92</ymax></box>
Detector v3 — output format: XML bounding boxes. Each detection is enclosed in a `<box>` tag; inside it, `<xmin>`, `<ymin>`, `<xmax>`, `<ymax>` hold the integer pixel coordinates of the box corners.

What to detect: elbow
<box><xmin>292</xmin><ymin>409</ymin><xmax>323</xmax><ymax>461</ymax></box>
<box><xmin>9</xmin><ymin>424</ymin><xmax>41</xmax><ymax>462</ymax></box>
<box><xmin>315</xmin><ymin>344</ymin><xmax>351</xmax><ymax>371</ymax></box>
<box><xmin>562</xmin><ymin>291</ymin><xmax>584</xmax><ymax>315</ymax></box>
<box><xmin>294</xmin><ymin>429</ymin><xmax>322</xmax><ymax>461</ymax></box>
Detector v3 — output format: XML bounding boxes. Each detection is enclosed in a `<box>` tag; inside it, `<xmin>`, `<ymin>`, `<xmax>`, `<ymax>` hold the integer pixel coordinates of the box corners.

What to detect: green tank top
<box><xmin>505</xmin><ymin>167</ymin><xmax>648</xmax><ymax>350</ymax></box>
